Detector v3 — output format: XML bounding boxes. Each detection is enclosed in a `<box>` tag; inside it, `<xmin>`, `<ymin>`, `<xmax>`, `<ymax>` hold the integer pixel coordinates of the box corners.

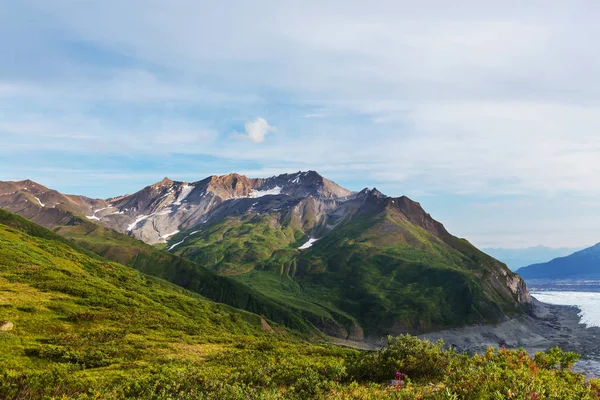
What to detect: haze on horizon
<box><xmin>1</xmin><ymin>1</ymin><xmax>600</xmax><ymax>249</ymax></box>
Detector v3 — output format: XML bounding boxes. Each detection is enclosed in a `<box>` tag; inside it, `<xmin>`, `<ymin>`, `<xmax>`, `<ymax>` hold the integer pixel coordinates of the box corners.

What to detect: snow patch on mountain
<box><xmin>168</xmin><ymin>239</ymin><xmax>185</xmax><ymax>251</ymax></box>
<box><xmin>161</xmin><ymin>230</ymin><xmax>180</xmax><ymax>240</ymax></box>
<box><xmin>173</xmin><ymin>184</ymin><xmax>193</xmax><ymax>206</ymax></box>
<box><xmin>299</xmin><ymin>237</ymin><xmax>319</xmax><ymax>250</ymax></box>
<box><xmin>128</xmin><ymin>214</ymin><xmax>151</xmax><ymax>231</ymax></box>
<box><xmin>86</xmin><ymin>207</ymin><xmax>112</xmax><ymax>221</ymax></box>
<box><xmin>34</xmin><ymin>197</ymin><xmax>45</xmax><ymax>207</ymax></box>
<box><xmin>250</xmin><ymin>186</ymin><xmax>282</xmax><ymax>198</ymax></box>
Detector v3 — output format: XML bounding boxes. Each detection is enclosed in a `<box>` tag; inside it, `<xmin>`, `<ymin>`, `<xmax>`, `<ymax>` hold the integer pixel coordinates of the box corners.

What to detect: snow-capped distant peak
<box><xmin>250</xmin><ymin>186</ymin><xmax>282</xmax><ymax>198</ymax></box>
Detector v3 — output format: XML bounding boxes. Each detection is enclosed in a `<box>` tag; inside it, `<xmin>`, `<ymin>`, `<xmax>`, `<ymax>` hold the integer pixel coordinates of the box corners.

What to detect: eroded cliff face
<box><xmin>492</xmin><ymin>266</ymin><xmax>534</xmax><ymax>313</ymax></box>
<box><xmin>507</xmin><ymin>273</ymin><xmax>534</xmax><ymax>307</ymax></box>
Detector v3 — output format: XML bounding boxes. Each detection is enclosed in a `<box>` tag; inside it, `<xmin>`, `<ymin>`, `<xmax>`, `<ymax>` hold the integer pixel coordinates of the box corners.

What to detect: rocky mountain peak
<box><xmin>357</xmin><ymin>187</ymin><xmax>387</xmax><ymax>199</ymax></box>
<box><xmin>154</xmin><ymin>177</ymin><xmax>174</xmax><ymax>187</ymax></box>
<box><xmin>14</xmin><ymin>179</ymin><xmax>48</xmax><ymax>192</ymax></box>
<box><xmin>388</xmin><ymin>195</ymin><xmax>451</xmax><ymax>241</ymax></box>
<box><xmin>370</xmin><ymin>188</ymin><xmax>386</xmax><ymax>198</ymax></box>
<box><xmin>273</xmin><ymin>171</ymin><xmax>352</xmax><ymax>199</ymax></box>
<box><xmin>205</xmin><ymin>173</ymin><xmax>259</xmax><ymax>199</ymax></box>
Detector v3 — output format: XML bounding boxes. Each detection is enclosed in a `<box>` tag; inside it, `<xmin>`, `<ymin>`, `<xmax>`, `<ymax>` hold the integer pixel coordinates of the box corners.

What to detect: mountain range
<box><xmin>482</xmin><ymin>246</ymin><xmax>582</xmax><ymax>271</ymax></box>
<box><xmin>518</xmin><ymin>243</ymin><xmax>600</xmax><ymax>280</ymax></box>
<box><xmin>0</xmin><ymin>171</ymin><xmax>532</xmax><ymax>339</ymax></box>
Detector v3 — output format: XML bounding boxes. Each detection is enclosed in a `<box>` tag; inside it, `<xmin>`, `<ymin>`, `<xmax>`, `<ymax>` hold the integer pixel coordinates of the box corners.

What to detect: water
<box><xmin>530</xmin><ymin>291</ymin><xmax>600</xmax><ymax>328</ymax></box>
<box><xmin>530</xmin><ymin>288</ymin><xmax>600</xmax><ymax>377</ymax></box>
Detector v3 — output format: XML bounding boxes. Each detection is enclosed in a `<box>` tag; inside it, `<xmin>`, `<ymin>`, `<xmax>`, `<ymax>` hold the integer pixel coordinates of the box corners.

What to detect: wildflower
<box><xmin>395</xmin><ymin>371</ymin><xmax>405</xmax><ymax>390</ymax></box>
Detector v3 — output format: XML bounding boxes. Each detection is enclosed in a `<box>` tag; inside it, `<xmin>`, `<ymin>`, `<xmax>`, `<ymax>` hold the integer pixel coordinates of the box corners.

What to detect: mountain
<box><xmin>94</xmin><ymin>171</ymin><xmax>349</xmax><ymax>245</ymax></box>
<box><xmin>482</xmin><ymin>246</ymin><xmax>582</xmax><ymax>271</ymax></box>
<box><xmin>0</xmin><ymin>180</ymin><xmax>314</xmax><ymax>333</ymax></box>
<box><xmin>0</xmin><ymin>209</ymin><xmax>588</xmax><ymax>400</ymax></box>
<box><xmin>517</xmin><ymin>243</ymin><xmax>600</xmax><ymax>280</ymax></box>
<box><xmin>0</xmin><ymin>172</ymin><xmax>532</xmax><ymax>339</ymax></box>
<box><xmin>0</xmin><ymin>179</ymin><xmax>109</xmax><ymax>227</ymax></box>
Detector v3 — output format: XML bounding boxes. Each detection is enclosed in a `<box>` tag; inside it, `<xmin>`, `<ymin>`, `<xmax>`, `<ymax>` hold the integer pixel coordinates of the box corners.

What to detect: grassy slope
<box><xmin>293</xmin><ymin>209</ymin><xmax>518</xmax><ymax>335</ymax></box>
<box><xmin>0</xmin><ymin>209</ymin><xmax>266</xmax><ymax>371</ymax></box>
<box><xmin>174</xmin><ymin>213</ymin><xmax>305</xmax><ymax>275</ymax></box>
<box><xmin>0</xmin><ymin>211</ymin><xmax>597</xmax><ymax>399</ymax></box>
<box><xmin>171</xmin><ymin>213</ymin><xmax>360</xmax><ymax>336</ymax></box>
<box><xmin>51</xmin><ymin>215</ymin><xmax>314</xmax><ymax>333</ymax></box>
<box><xmin>0</xmin><ymin>209</ymin><xmax>356</xmax><ymax>399</ymax></box>
<box><xmin>170</xmin><ymin>205</ymin><xmax>525</xmax><ymax>337</ymax></box>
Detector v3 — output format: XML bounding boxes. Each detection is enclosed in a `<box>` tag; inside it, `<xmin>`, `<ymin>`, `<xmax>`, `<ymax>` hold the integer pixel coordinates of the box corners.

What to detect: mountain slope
<box><xmin>0</xmin><ymin>179</ymin><xmax>108</xmax><ymax>227</ymax></box>
<box><xmin>0</xmin><ymin>209</ymin><xmax>267</xmax><ymax>373</ymax></box>
<box><xmin>518</xmin><ymin>243</ymin><xmax>600</xmax><ymax>280</ymax></box>
<box><xmin>99</xmin><ymin>171</ymin><xmax>351</xmax><ymax>245</ymax></box>
<box><xmin>0</xmin><ymin>173</ymin><xmax>533</xmax><ymax>340</ymax></box>
<box><xmin>50</xmin><ymin>215</ymin><xmax>314</xmax><ymax>332</ymax></box>
<box><xmin>169</xmin><ymin>187</ymin><xmax>532</xmax><ymax>338</ymax></box>
<box><xmin>0</xmin><ymin>196</ymin><xmax>593</xmax><ymax>400</ymax></box>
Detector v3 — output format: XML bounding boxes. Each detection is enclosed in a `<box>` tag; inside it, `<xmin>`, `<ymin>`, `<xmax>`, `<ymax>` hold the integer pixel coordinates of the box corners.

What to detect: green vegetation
<box><xmin>169</xmin><ymin>204</ymin><xmax>528</xmax><ymax>337</ymax></box>
<box><xmin>174</xmin><ymin>213</ymin><xmax>305</xmax><ymax>275</ymax></box>
<box><xmin>0</xmin><ymin>210</ymin><xmax>598</xmax><ymax>399</ymax></box>
<box><xmin>52</xmin><ymin>215</ymin><xmax>314</xmax><ymax>333</ymax></box>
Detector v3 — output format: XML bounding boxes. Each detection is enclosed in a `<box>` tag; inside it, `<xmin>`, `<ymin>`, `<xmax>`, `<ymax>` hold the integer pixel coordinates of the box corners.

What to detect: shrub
<box><xmin>347</xmin><ymin>334</ymin><xmax>454</xmax><ymax>383</ymax></box>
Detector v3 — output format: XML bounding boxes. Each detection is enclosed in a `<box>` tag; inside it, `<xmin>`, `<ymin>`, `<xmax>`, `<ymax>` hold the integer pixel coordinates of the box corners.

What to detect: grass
<box><xmin>162</xmin><ymin>204</ymin><xmax>528</xmax><ymax>338</ymax></box>
<box><xmin>1</xmin><ymin>209</ymin><xmax>599</xmax><ymax>399</ymax></box>
<box><xmin>52</xmin><ymin>215</ymin><xmax>315</xmax><ymax>333</ymax></box>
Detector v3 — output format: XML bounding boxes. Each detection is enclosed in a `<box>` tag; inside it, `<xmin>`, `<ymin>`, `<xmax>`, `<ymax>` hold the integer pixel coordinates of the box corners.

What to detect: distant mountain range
<box><xmin>0</xmin><ymin>171</ymin><xmax>532</xmax><ymax>339</ymax></box>
<box><xmin>517</xmin><ymin>243</ymin><xmax>600</xmax><ymax>280</ymax></box>
<box><xmin>483</xmin><ymin>246</ymin><xmax>582</xmax><ymax>271</ymax></box>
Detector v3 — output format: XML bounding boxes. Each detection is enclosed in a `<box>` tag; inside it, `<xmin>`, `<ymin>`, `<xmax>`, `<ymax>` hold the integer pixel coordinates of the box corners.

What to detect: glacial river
<box><xmin>531</xmin><ymin>290</ymin><xmax>600</xmax><ymax>377</ymax></box>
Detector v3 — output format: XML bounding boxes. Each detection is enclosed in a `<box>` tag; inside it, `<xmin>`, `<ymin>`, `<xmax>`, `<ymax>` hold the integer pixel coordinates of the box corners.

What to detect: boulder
<box><xmin>0</xmin><ymin>321</ymin><xmax>14</xmax><ymax>331</ymax></box>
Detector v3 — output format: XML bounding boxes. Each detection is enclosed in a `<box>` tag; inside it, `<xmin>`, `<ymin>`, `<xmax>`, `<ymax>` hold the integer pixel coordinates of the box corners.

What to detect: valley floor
<box><xmin>420</xmin><ymin>299</ymin><xmax>600</xmax><ymax>377</ymax></box>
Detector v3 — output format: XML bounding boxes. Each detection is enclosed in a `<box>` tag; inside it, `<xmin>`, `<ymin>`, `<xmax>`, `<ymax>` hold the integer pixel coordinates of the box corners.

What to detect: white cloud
<box><xmin>241</xmin><ymin>117</ymin><xmax>275</xmax><ymax>144</ymax></box>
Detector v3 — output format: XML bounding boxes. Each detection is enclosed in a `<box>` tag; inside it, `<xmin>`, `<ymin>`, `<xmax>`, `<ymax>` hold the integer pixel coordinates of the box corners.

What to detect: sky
<box><xmin>1</xmin><ymin>1</ymin><xmax>600</xmax><ymax>249</ymax></box>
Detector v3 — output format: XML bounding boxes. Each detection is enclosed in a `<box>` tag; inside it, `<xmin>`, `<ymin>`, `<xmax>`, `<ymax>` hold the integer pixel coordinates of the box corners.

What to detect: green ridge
<box><xmin>50</xmin><ymin>215</ymin><xmax>315</xmax><ymax>333</ymax></box>
<box><xmin>169</xmin><ymin>203</ymin><xmax>527</xmax><ymax>338</ymax></box>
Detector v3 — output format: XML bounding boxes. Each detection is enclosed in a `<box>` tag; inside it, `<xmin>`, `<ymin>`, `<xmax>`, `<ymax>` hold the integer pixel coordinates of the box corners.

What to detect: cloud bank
<box><xmin>1</xmin><ymin>1</ymin><xmax>600</xmax><ymax>247</ymax></box>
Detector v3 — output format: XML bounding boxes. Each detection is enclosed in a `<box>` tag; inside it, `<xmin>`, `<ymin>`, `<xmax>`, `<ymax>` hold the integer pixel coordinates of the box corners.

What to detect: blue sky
<box><xmin>2</xmin><ymin>1</ymin><xmax>600</xmax><ymax>248</ymax></box>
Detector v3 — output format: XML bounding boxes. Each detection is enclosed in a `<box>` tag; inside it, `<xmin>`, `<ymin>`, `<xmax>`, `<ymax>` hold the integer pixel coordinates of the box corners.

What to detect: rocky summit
<box><xmin>0</xmin><ymin>171</ymin><xmax>532</xmax><ymax>339</ymax></box>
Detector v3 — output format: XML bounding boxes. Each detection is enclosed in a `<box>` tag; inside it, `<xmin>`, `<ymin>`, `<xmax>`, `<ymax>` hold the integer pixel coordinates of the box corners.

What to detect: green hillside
<box><xmin>169</xmin><ymin>200</ymin><xmax>529</xmax><ymax>338</ymax></box>
<box><xmin>0</xmin><ymin>209</ymin><xmax>273</xmax><ymax>396</ymax></box>
<box><xmin>49</xmin><ymin>215</ymin><xmax>319</xmax><ymax>333</ymax></box>
<box><xmin>1</xmin><ymin>209</ymin><xmax>597</xmax><ymax>399</ymax></box>
<box><xmin>170</xmin><ymin>212</ymin><xmax>360</xmax><ymax>337</ymax></box>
